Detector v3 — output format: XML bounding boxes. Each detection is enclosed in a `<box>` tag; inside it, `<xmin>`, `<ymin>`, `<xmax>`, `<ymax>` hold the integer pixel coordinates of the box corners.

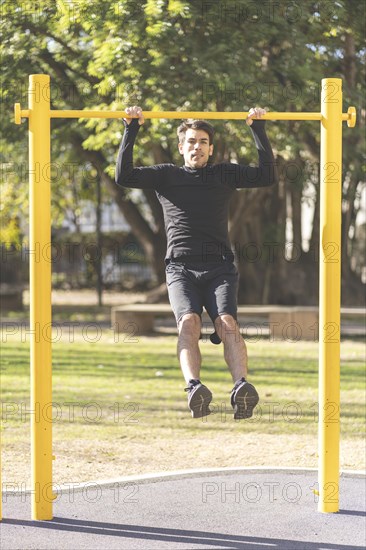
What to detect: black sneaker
<box><xmin>230</xmin><ymin>377</ymin><xmax>259</xmax><ymax>419</ymax></box>
<box><xmin>184</xmin><ymin>379</ymin><xmax>212</xmax><ymax>418</ymax></box>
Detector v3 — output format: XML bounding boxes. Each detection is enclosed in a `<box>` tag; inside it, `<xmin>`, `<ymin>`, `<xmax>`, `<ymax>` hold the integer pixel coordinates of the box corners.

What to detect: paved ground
<box><xmin>1</xmin><ymin>468</ymin><xmax>365</xmax><ymax>550</ymax></box>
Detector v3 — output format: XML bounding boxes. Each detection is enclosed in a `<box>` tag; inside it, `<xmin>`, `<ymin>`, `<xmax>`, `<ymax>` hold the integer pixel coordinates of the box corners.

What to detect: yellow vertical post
<box><xmin>29</xmin><ymin>74</ymin><xmax>53</xmax><ymax>520</ymax></box>
<box><xmin>0</xmin><ymin>437</ymin><xmax>2</xmax><ymax>521</ymax></box>
<box><xmin>318</xmin><ymin>78</ymin><xmax>342</xmax><ymax>513</ymax></box>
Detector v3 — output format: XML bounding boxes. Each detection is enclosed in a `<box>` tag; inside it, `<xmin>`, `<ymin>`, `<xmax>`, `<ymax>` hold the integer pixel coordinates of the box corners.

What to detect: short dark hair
<box><xmin>177</xmin><ymin>119</ymin><xmax>214</xmax><ymax>145</ymax></box>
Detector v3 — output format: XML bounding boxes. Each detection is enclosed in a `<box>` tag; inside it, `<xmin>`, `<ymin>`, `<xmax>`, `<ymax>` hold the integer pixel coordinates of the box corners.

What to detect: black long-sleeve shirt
<box><xmin>115</xmin><ymin>119</ymin><xmax>278</xmax><ymax>261</ymax></box>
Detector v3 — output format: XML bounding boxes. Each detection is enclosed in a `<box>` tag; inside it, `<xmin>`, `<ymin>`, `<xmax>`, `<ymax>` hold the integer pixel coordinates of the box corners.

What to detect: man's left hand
<box><xmin>246</xmin><ymin>107</ymin><xmax>266</xmax><ymax>126</ymax></box>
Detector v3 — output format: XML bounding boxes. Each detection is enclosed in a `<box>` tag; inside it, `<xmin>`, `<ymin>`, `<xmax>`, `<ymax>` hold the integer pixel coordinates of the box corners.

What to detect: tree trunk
<box><xmin>289</xmin><ymin>156</ymin><xmax>304</xmax><ymax>260</ymax></box>
<box><xmin>95</xmin><ymin>176</ymin><xmax>103</xmax><ymax>306</ymax></box>
<box><xmin>69</xmin><ymin>132</ymin><xmax>168</xmax><ymax>284</ymax></box>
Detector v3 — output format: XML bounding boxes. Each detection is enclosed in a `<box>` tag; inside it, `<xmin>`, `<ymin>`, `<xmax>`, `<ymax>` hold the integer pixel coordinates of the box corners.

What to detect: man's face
<box><xmin>178</xmin><ymin>129</ymin><xmax>214</xmax><ymax>169</ymax></box>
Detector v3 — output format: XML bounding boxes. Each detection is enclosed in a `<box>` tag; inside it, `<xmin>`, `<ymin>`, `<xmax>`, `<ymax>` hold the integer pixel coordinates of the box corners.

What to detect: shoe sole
<box><xmin>233</xmin><ymin>383</ymin><xmax>259</xmax><ymax>419</ymax></box>
<box><xmin>189</xmin><ymin>385</ymin><xmax>213</xmax><ymax>418</ymax></box>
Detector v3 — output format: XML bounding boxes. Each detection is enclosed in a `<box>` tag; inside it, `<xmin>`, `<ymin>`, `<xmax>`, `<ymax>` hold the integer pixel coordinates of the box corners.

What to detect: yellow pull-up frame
<box><xmin>9</xmin><ymin>75</ymin><xmax>356</xmax><ymax>520</ymax></box>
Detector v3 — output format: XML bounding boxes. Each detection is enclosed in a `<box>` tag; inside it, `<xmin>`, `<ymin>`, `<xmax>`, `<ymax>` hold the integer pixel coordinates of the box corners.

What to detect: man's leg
<box><xmin>214</xmin><ymin>314</ymin><xmax>247</xmax><ymax>382</ymax></box>
<box><xmin>177</xmin><ymin>312</ymin><xmax>202</xmax><ymax>383</ymax></box>
<box><xmin>203</xmin><ymin>259</ymin><xmax>258</xmax><ymax>419</ymax></box>
<box><xmin>178</xmin><ymin>312</ymin><xmax>212</xmax><ymax>418</ymax></box>
<box><xmin>214</xmin><ymin>314</ymin><xmax>259</xmax><ymax>419</ymax></box>
<box><xmin>165</xmin><ymin>262</ymin><xmax>211</xmax><ymax>417</ymax></box>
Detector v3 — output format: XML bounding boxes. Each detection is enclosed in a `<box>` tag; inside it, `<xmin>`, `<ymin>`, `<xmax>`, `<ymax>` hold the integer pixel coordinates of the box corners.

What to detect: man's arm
<box><xmin>115</xmin><ymin>108</ymin><xmax>167</xmax><ymax>190</ymax></box>
<box><xmin>223</xmin><ymin>109</ymin><xmax>278</xmax><ymax>189</ymax></box>
<box><xmin>240</xmin><ymin>119</ymin><xmax>278</xmax><ymax>188</ymax></box>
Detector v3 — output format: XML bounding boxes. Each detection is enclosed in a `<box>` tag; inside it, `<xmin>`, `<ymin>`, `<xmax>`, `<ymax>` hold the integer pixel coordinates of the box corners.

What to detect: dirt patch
<box><xmin>3</xmin><ymin>435</ymin><xmax>364</xmax><ymax>488</ymax></box>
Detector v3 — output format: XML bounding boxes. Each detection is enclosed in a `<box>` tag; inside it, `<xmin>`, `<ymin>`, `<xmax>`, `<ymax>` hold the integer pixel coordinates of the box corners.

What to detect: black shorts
<box><xmin>165</xmin><ymin>259</ymin><xmax>239</xmax><ymax>327</ymax></box>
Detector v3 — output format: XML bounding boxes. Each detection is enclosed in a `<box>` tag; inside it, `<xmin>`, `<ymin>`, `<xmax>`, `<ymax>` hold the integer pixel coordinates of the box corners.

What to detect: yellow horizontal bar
<box><xmin>16</xmin><ymin>108</ymin><xmax>352</xmax><ymax>122</ymax></box>
<box><xmin>53</xmin><ymin>110</ymin><xmax>324</xmax><ymax>120</ymax></box>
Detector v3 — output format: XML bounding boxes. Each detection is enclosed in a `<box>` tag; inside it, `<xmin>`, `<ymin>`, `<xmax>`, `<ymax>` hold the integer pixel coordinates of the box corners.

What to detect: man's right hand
<box><xmin>124</xmin><ymin>105</ymin><xmax>145</xmax><ymax>126</ymax></box>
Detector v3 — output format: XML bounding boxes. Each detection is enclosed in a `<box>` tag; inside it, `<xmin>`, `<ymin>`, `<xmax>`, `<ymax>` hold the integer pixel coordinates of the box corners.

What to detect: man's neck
<box><xmin>184</xmin><ymin>162</ymin><xmax>209</xmax><ymax>169</ymax></box>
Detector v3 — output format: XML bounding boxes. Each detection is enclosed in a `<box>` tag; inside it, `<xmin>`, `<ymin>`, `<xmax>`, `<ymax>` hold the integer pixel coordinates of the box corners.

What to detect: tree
<box><xmin>1</xmin><ymin>0</ymin><xmax>364</xmax><ymax>304</ymax></box>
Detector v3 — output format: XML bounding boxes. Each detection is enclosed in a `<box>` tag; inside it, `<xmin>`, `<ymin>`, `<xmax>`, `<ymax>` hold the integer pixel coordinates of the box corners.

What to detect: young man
<box><xmin>115</xmin><ymin>106</ymin><xmax>278</xmax><ymax>419</ymax></box>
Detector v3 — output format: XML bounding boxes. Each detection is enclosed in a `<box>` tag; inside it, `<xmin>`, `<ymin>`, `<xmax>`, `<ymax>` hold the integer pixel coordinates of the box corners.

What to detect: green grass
<box><xmin>3</xmin><ymin>304</ymin><xmax>111</xmax><ymax>322</ymax></box>
<box><xmin>1</xmin><ymin>333</ymin><xmax>365</xmax><ymax>444</ymax></box>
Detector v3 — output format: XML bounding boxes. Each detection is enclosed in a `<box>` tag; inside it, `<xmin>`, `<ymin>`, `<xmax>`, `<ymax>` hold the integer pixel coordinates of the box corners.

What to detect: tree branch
<box><xmin>142</xmin><ymin>188</ymin><xmax>165</xmax><ymax>236</ymax></box>
<box><xmin>67</xmin><ymin>132</ymin><xmax>158</xmax><ymax>253</ymax></box>
<box><xmin>18</xmin><ymin>20</ymin><xmax>99</xmax><ymax>87</ymax></box>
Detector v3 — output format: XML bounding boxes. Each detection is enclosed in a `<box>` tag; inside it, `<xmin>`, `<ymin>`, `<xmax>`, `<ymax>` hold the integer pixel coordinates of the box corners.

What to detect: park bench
<box><xmin>111</xmin><ymin>304</ymin><xmax>365</xmax><ymax>341</ymax></box>
<box><xmin>0</xmin><ymin>283</ymin><xmax>24</xmax><ymax>311</ymax></box>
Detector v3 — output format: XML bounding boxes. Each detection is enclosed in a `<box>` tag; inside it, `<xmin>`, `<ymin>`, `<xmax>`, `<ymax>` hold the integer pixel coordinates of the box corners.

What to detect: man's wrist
<box><xmin>123</xmin><ymin>118</ymin><xmax>140</xmax><ymax>129</ymax></box>
<box><xmin>248</xmin><ymin>119</ymin><xmax>266</xmax><ymax>128</ymax></box>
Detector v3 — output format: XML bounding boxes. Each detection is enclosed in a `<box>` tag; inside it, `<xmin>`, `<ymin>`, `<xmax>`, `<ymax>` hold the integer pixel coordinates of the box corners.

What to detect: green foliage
<box><xmin>1</xmin><ymin>0</ymin><xmax>364</xmax><ymax>298</ymax></box>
